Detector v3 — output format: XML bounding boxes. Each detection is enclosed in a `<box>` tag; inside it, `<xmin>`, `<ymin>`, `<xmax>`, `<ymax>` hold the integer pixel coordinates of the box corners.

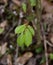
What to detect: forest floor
<box><xmin>0</xmin><ymin>0</ymin><xmax>53</xmax><ymax>65</ymax></box>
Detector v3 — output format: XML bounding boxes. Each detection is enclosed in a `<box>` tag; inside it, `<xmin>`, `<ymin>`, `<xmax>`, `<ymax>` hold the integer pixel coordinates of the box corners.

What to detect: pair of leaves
<box><xmin>15</xmin><ymin>24</ymin><xmax>35</xmax><ymax>47</ymax></box>
<box><xmin>17</xmin><ymin>28</ymin><xmax>32</xmax><ymax>47</ymax></box>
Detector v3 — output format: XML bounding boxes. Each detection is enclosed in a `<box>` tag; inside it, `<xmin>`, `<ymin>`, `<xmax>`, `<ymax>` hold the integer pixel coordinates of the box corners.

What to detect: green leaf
<box><xmin>24</xmin><ymin>29</ymin><xmax>32</xmax><ymax>47</ymax></box>
<box><xmin>28</xmin><ymin>25</ymin><xmax>35</xmax><ymax>36</ymax></box>
<box><xmin>49</xmin><ymin>53</ymin><xmax>53</xmax><ymax>60</ymax></box>
<box><xmin>0</xmin><ymin>28</ymin><xmax>4</xmax><ymax>34</ymax></box>
<box><xmin>22</xmin><ymin>3</ymin><xmax>27</xmax><ymax>13</ymax></box>
<box><xmin>17</xmin><ymin>33</ymin><xmax>24</xmax><ymax>47</ymax></box>
<box><xmin>15</xmin><ymin>24</ymin><xmax>26</xmax><ymax>34</ymax></box>
<box><xmin>30</xmin><ymin>0</ymin><xmax>36</xmax><ymax>6</ymax></box>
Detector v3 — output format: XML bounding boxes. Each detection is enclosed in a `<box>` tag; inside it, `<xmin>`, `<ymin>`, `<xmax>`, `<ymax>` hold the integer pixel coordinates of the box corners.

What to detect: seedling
<box><xmin>15</xmin><ymin>24</ymin><xmax>35</xmax><ymax>47</ymax></box>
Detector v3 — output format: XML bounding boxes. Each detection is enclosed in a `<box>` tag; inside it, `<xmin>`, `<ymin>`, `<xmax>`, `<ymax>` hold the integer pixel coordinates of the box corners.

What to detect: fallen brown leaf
<box><xmin>16</xmin><ymin>52</ymin><xmax>33</xmax><ymax>65</ymax></box>
<box><xmin>12</xmin><ymin>0</ymin><xmax>21</xmax><ymax>7</ymax></box>
<box><xmin>0</xmin><ymin>42</ymin><xmax>7</xmax><ymax>55</ymax></box>
<box><xmin>0</xmin><ymin>20</ymin><xmax>7</xmax><ymax>30</ymax></box>
<box><xmin>41</xmin><ymin>0</ymin><xmax>53</xmax><ymax>13</ymax></box>
<box><xmin>7</xmin><ymin>54</ymin><xmax>12</xmax><ymax>65</ymax></box>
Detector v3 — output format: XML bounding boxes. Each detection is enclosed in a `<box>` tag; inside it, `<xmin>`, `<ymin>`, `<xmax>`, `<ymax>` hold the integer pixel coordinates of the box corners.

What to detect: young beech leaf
<box><xmin>22</xmin><ymin>3</ymin><xmax>27</xmax><ymax>13</ymax></box>
<box><xmin>24</xmin><ymin>29</ymin><xmax>32</xmax><ymax>47</ymax></box>
<box><xmin>17</xmin><ymin>33</ymin><xmax>24</xmax><ymax>47</ymax></box>
<box><xmin>30</xmin><ymin>0</ymin><xmax>36</xmax><ymax>6</ymax></box>
<box><xmin>15</xmin><ymin>24</ymin><xmax>26</xmax><ymax>34</ymax></box>
<box><xmin>28</xmin><ymin>25</ymin><xmax>35</xmax><ymax>36</ymax></box>
<box><xmin>0</xmin><ymin>28</ymin><xmax>4</xmax><ymax>34</ymax></box>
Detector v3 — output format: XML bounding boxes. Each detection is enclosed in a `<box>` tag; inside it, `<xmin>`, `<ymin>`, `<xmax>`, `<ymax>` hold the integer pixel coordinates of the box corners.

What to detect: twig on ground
<box><xmin>32</xmin><ymin>21</ymin><xmax>37</xmax><ymax>31</ymax></box>
<box><xmin>3</xmin><ymin>21</ymin><xmax>18</xmax><ymax>40</ymax></box>
<box><xmin>43</xmin><ymin>36</ymin><xmax>48</xmax><ymax>65</ymax></box>
<box><xmin>36</xmin><ymin>0</ymin><xmax>49</xmax><ymax>65</ymax></box>
<box><xmin>41</xmin><ymin>22</ymin><xmax>48</xmax><ymax>65</ymax></box>
<box><xmin>36</xmin><ymin>0</ymin><xmax>42</xmax><ymax>45</ymax></box>
<box><xmin>46</xmin><ymin>40</ymin><xmax>53</xmax><ymax>47</ymax></box>
<box><xmin>16</xmin><ymin>52</ymin><xmax>33</xmax><ymax>65</ymax></box>
<box><xmin>14</xmin><ymin>18</ymin><xmax>22</xmax><ymax>65</ymax></box>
